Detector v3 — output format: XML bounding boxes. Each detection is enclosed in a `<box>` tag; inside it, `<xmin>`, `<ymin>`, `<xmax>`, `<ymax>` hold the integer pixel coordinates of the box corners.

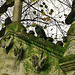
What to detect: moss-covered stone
<box><xmin>0</xmin><ymin>19</ymin><xmax>75</xmax><ymax>75</ymax></box>
<box><xmin>1</xmin><ymin>73</ymin><xmax>9</xmax><ymax>75</ymax></box>
<box><xmin>67</xmin><ymin>22</ymin><xmax>75</xmax><ymax>36</ymax></box>
<box><xmin>6</xmin><ymin>0</ymin><xmax>14</xmax><ymax>5</ymax></box>
<box><xmin>5</xmin><ymin>22</ymin><xmax>26</xmax><ymax>34</ymax></box>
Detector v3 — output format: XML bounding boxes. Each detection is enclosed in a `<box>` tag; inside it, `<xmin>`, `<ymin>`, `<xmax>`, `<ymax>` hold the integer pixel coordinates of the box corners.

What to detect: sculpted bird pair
<box><xmin>65</xmin><ymin>0</ymin><xmax>75</xmax><ymax>24</ymax></box>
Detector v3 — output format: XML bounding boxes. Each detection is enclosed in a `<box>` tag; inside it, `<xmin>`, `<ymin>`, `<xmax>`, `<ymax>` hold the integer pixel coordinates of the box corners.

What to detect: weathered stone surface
<box><xmin>63</xmin><ymin>21</ymin><xmax>75</xmax><ymax>75</ymax></box>
<box><xmin>64</xmin><ymin>21</ymin><xmax>75</xmax><ymax>56</ymax></box>
<box><xmin>0</xmin><ymin>35</ymin><xmax>65</xmax><ymax>75</ymax></box>
<box><xmin>32</xmin><ymin>54</ymin><xmax>39</xmax><ymax>67</ymax></box>
<box><xmin>64</xmin><ymin>40</ymin><xmax>75</xmax><ymax>56</ymax></box>
<box><xmin>67</xmin><ymin>71</ymin><xmax>75</xmax><ymax>75</ymax></box>
<box><xmin>12</xmin><ymin>0</ymin><xmax>22</xmax><ymax>22</ymax></box>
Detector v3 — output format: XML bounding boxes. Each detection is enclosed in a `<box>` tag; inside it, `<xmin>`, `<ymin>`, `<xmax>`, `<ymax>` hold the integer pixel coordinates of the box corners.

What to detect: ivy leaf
<box><xmin>49</xmin><ymin>12</ymin><xmax>52</xmax><ymax>15</ymax></box>
<box><xmin>26</xmin><ymin>25</ymin><xmax>30</xmax><ymax>28</ymax></box>
<box><xmin>32</xmin><ymin>24</ymin><xmax>35</xmax><ymax>27</ymax></box>
<box><xmin>51</xmin><ymin>28</ymin><xmax>53</xmax><ymax>31</ymax></box>
<box><xmin>41</xmin><ymin>9</ymin><xmax>44</xmax><ymax>13</ymax></box>
<box><xmin>62</xmin><ymin>21</ymin><xmax>64</xmax><ymax>24</ymax></box>
<box><xmin>32</xmin><ymin>23</ymin><xmax>38</xmax><ymax>27</ymax></box>
<box><xmin>42</xmin><ymin>12</ymin><xmax>45</xmax><ymax>15</ymax></box>
<box><xmin>40</xmin><ymin>5</ymin><xmax>43</xmax><ymax>7</ymax></box>
<box><xmin>46</xmin><ymin>17</ymin><xmax>50</xmax><ymax>21</ymax></box>
<box><xmin>44</xmin><ymin>25</ymin><xmax>47</xmax><ymax>29</ymax></box>
<box><xmin>2</xmin><ymin>24</ymin><xmax>5</xmax><ymax>28</ymax></box>
<box><xmin>42</xmin><ymin>17</ymin><xmax>46</xmax><ymax>21</ymax></box>
<box><xmin>43</xmin><ymin>2</ymin><xmax>45</xmax><ymax>5</ymax></box>
<box><xmin>64</xmin><ymin>14</ymin><xmax>67</xmax><ymax>18</ymax></box>
<box><xmin>64</xmin><ymin>14</ymin><xmax>67</xmax><ymax>16</ymax></box>
<box><xmin>50</xmin><ymin>9</ymin><xmax>54</xmax><ymax>13</ymax></box>
<box><xmin>49</xmin><ymin>9</ymin><xmax>54</xmax><ymax>15</ymax></box>
<box><xmin>33</xmin><ymin>11</ymin><xmax>36</xmax><ymax>14</ymax></box>
<box><xmin>33</xmin><ymin>23</ymin><xmax>37</xmax><ymax>26</ymax></box>
<box><xmin>0</xmin><ymin>13</ymin><xmax>3</xmax><ymax>16</ymax></box>
<box><xmin>45</xmin><ymin>5</ymin><xmax>48</xmax><ymax>8</ymax></box>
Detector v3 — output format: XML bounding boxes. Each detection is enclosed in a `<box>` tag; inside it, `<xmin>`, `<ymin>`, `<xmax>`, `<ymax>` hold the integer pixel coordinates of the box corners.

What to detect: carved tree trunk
<box><xmin>12</xmin><ymin>0</ymin><xmax>23</xmax><ymax>22</ymax></box>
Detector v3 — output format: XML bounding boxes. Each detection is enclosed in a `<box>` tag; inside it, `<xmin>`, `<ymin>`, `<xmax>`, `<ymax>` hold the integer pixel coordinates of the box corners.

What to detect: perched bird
<box><xmin>5</xmin><ymin>17</ymin><xmax>12</xmax><ymax>26</ymax></box>
<box><xmin>72</xmin><ymin>0</ymin><xmax>75</xmax><ymax>7</ymax></box>
<box><xmin>56</xmin><ymin>41</ymin><xmax>63</xmax><ymax>46</ymax></box>
<box><xmin>65</xmin><ymin>11</ymin><xmax>75</xmax><ymax>24</ymax></box>
<box><xmin>35</xmin><ymin>25</ymin><xmax>47</xmax><ymax>40</ymax></box>
<box><xmin>65</xmin><ymin>0</ymin><xmax>75</xmax><ymax>24</ymax></box>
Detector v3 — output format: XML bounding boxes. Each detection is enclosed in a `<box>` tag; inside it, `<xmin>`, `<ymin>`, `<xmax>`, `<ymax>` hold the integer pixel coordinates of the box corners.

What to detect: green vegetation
<box><xmin>0</xmin><ymin>0</ymin><xmax>75</xmax><ymax>74</ymax></box>
<box><xmin>59</xmin><ymin>54</ymin><xmax>75</xmax><ymax>63</ymax></box>
<box><xmin>1</xmin><ymin>21</ymin><xmax>74</xmax><ymax>58</ymax></box>
<box><xmin>67</xmin><ymin>22</ymin><xmax>75</xmax><ymax>35</ymax></box>
<box><xmin>15</xmin><ymin>32</ymin><xmax>64</xmax><ymax>56</ymax></box>
<box><xmin>1</xmin><ymin>73</ymin><xmax>9</xmax><ymax>75</ymax></box>
<box><xmin>6</xmin><ymin>0</ymin><xmax>14</xmax><ymax>5</ymax></box>
<box><xmin>64</xmin><ymin>40</ymin><xmax>70</xmax><ymax>51</ymax></box>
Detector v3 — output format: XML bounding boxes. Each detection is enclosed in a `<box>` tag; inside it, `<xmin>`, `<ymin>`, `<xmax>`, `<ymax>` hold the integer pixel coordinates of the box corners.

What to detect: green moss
<box><xmin>5</xmin><ymin>22</ymin><xmax>25</xmax><ymax>34</ymax></box>
<box><xmin>25</xmin><ymin>62</ymin><xmax>30</xmax><ymax>72</ymax></box>
<box><xmin>6</xmin><ymin>0</ymin><xmax>14</xmax><ymax>5</ymax></box>
<box><xmin>1</xmin><ymin>73</ymin><xmax>9</xmax><ymax>75</ymax></box>
<box><xmin>26</xmin><ymin>46</ymin><xmax>33</xmax><ymax>58</ymax></box>
<box><xmin>64</xmin><ymin>40</ymin><xmax>70</xmax><ymax>51</ymax></box>
<box><xmin>24</xmin><ymin>61</ymin><xmax>33</xmax><ymax>75</ymax></box>
<box><xmin>4</xmin><ymin>30</ymin><xmax>64</xmax><ymax>57</ymax></box>
<box><xmin>67</xmin><ymin>23</ymin><xmax>75</xmax><ymax>35</ymax></box>
<box><xmin>40</xmin><ymin>54</ymin><xmax>61</xmax><ymax>75</ymax></box>
<box><xmin>5</xmin><ymin>22</ymin><xmax>71</xmax><ymax>57</ymax></box>
<box><xmin>59</xmin><ymin>54</ymin><xmax>75</xmax><ymax>63</ymax></box>
<box><xmin>40</xmin><ymin>55</ymin><xmax>51</xmax><ymax>72</ymax></box>
<box><xmin>0</xmin><ymin>13</ymin><xmax>3</xmax><ymax>16</ymax></box>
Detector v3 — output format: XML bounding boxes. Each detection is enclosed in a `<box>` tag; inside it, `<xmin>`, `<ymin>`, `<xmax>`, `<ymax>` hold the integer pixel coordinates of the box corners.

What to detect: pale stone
<box><xmin>12</xmin><ymin>0</ymin><xmax>23</xmax><ymax>22</ymax></box>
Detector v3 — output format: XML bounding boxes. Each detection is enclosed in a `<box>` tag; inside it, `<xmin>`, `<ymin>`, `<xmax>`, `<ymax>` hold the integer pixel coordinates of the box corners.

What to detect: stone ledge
<box><xmin>59</xmin><ymin>60</ymin><xmax>75</xmax><ymax>72</ymax></box>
